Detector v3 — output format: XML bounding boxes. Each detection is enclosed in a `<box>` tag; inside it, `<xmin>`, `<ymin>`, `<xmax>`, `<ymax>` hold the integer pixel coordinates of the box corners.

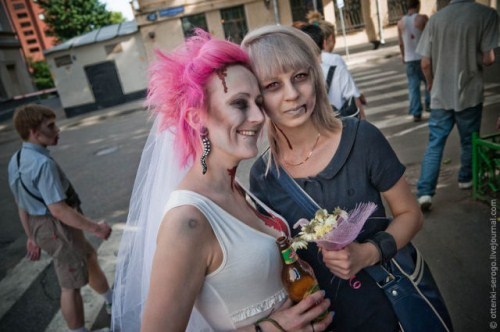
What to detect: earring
<box><xmin>200</xmin><ymin>127</ymin><xmax>211</xmax><ymax>175</ymax></box>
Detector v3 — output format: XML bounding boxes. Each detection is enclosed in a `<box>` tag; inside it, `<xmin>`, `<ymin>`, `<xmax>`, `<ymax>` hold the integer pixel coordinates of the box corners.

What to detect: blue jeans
<box><xmin>417</xmin><ymin>104</ymin><xmax>482</xmax><ymax>197</ymax></box>
<box><xmin>406</xmin><ymin>60</ymin><xmax>430</xmax><ymax>117</ymax></box>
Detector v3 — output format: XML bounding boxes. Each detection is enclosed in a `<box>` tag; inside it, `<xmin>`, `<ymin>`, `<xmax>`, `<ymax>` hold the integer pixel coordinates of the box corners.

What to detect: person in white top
<box><xmin>111</xmin><ymin>29</ymin><xmax>333</xmax><ymax>332</ymax></box>
<box><xmin>397</xmin><ymin>0</ymin><xmax>429</xmax><ymax>122</ymax></box>
<box><xmin>301</xmin><ymin>18</ymin><xmax>366</xmax><ymax>119</ymax></box>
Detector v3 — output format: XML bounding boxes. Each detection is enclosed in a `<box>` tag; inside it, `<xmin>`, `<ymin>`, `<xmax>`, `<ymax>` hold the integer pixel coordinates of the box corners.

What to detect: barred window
<box><xmin>335</xmin><ymin>0</ymin><xmax>365</xmax><ymax>33</ymax></box>
<box><xmin>289</xmin><ymin>0</ymin><xmax>323</xmax><ymax>22</ymax></box>
<box><xmin>182</xmin><ymin>13</ymin><xmax>208</xmax><ymax>38</ymax></box>
<box><xmin>220</xmin><ymin>5</ymin><xmax>248</xmax><ymax>44</ymax></box>
<box><xmin>54</xmin><ymin>55</ymin><xmax>73</xmax><ymax>67</ymax></box>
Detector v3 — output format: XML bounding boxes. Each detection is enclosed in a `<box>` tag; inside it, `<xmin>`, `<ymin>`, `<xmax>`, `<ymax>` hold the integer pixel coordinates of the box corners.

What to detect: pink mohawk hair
<box><xmin>146</xmin><ymin>28</ymin><xmax>251</xmax><ymax>167</ymax></box>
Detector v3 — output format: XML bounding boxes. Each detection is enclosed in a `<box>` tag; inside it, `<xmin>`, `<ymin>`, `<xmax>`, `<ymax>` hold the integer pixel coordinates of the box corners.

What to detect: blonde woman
<box><xmin>242</xmin><ymin>25</ymin><xmax>424</xmax><ymax>331</ymax></box>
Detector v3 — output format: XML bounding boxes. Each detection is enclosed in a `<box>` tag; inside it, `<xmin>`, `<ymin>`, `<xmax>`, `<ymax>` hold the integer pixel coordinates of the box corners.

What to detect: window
<box><xmin>29</xmin><ymin>47</ymin><xmax>40</xmax><ymax>52</ymax></box>
<box><xmin>23</xmin><ymin>30</ymin><xmax>34</xmax><ymax>36</ymax></box>
<box><xmin>26</xmin><ymin>39</ymin><xmax>37</xmax><ymax>44</ymax></box>
<box><xmin>105</xmin><ymin>43</ymin><xmax>123</xmax><ymax>55</ymax></box>
<box><xmin>13</xmin><ymin>3</ymin><xmax>25</xmax><ymax>10</ymax></box>
<box><xmin>54</xmin><ymin>55</ymin><xmax>73</xmax><ymax>67</ymax></box>
<box><xmin>334</xmin><ymin>0</ymin><xmax>364</xmax><ymax>33</ymax></box>
<box><xmin>181</xmin><ymin>13</ymin><xmax>208</xmax><ymax>38</ymax></box>
<box><xmin>289</xmin><ymin>0</ymin><xmax>323</xmax><ymax>22</ymax></box>
<box><xmin>387</xmin><ymin>0</ymin><xmax>408</xmax><ymax>25</ymax></box>
<box><xmin>17</xmin><ymin>12</ymin><xmax>28</xmax><ymax>19</ymax></box>
<box><xmin>220</xmin><ymin>5</ymin><xmax>248</xmax><ymax>44</ymax></box>
<box><xmin>20</xmin><ymin>22</ymin><xmax>31</xmax><ymax>27</ymax></box>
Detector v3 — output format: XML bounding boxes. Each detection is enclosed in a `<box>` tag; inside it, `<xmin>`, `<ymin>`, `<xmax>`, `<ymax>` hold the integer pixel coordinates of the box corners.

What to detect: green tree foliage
<box><xmin>29</xmin><ymin>61</ymin><xmax>55</xmax><ymax>90</ymax></box>
<box><xmin>110</xmin><ymin>11</ymin><xmax>126</xmax><ymax>24</ymax></box>
<box><xmin>37</xmin><ymin>0</ymin><xmax>117</xmax><ymax>42</ymax></box>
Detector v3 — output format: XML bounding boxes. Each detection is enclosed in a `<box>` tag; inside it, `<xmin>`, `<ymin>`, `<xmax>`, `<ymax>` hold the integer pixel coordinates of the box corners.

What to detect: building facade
<box><xmin>44</xmin><ymin>21</ymin><xmax>148</xmax><ymax>117</ymax></box>
<box><xmin>2</xmin><ymin>0</ymin><xmax>56</xmax><ymax>62</ymax></box>
<box><xmin>131</xmin><ymin>0</ymin><xmax>497</xmax><ymax>58</ymax></box>
<box><xmin>0</xmin><ymin>0</ymin><xmax>35</xmax><ymax>104</ymax></box>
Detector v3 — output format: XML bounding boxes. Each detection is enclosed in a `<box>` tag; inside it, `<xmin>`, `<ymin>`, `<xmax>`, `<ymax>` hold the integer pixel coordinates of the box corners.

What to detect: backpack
<box><xmin>326</xmin><ymin>66</ymin><xmax>360</xmax><ymax>118</ymax></box>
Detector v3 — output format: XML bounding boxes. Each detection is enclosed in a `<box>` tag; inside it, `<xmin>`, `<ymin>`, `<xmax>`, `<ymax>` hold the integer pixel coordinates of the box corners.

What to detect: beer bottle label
<box><xmin>281</xmin><ymin>247</ymin><xmax>298</xmax><ymax>264</ymax></box>
<box><xmin>304</xmin><ymin>283</ymin><xmax>320</xmax><ymax>297</ymax></box>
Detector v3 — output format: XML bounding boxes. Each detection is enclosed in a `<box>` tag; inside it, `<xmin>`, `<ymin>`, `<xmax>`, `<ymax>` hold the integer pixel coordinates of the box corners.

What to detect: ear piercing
<box><xmin>200</xmin><ymin>127</ymin><xmax>211</xmax><ymax>174</ymax></box>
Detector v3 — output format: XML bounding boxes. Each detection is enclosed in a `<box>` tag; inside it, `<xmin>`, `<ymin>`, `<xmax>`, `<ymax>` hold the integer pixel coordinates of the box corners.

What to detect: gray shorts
<box><xmin>29</xmin><ymin>215</ymin><xmax>94</xmax><ymax>289</ymax></box>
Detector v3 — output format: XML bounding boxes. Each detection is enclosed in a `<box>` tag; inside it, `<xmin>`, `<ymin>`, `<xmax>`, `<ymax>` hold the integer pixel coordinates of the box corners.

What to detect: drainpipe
<box><xmin>375</xmin><ymin>0</ymin><xmax>385</xmax><ymax>44</ymax></box>
<box><xmin>272</xmin><ymin>0</ymin><xmax>280</xmax><ymax>25</ymax></box>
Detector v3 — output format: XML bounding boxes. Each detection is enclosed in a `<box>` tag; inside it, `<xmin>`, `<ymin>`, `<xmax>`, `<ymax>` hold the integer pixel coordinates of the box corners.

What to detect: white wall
<box><xmin>47</xmin><ymin>32</ymin><xmax>148</xmax><ymax>108</ymax></box>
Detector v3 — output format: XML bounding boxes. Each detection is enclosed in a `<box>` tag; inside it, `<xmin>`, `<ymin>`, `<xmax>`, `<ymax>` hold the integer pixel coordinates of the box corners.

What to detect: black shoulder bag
<box><xmin>326</xmin><ymin>65</ymin><xmax>360</xmax><ymax>118</ymax></box>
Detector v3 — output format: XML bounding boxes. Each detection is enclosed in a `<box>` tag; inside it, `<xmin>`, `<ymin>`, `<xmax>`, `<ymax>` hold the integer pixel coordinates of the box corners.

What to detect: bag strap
<box><xmin>325</xmin><ymin>65</ymin><xmax>336</xmax><ymax>92</ymax></box>
<box><xmin>16</xmin><ymin>150</ymin><xmax>46</xmax><ymax>205</ymax></box>
<box><xmin>269</xmin><ymin>163</ymin><xmax>319</xmax><ymax>219</ymax></box>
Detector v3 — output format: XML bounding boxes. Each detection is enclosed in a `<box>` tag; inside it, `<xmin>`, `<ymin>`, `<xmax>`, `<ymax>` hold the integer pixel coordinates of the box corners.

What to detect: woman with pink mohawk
<box><xmin>112</xmin><ymin>29</ymin><xmax>332</xmax><ymax>332</ymax></box>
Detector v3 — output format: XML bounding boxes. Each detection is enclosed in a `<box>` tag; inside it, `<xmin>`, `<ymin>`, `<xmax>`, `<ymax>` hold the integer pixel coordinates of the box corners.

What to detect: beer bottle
<box><xmin>277</xmin><ymin>236</ymin><xmax>328</xmax><ymax>322</ymax></box>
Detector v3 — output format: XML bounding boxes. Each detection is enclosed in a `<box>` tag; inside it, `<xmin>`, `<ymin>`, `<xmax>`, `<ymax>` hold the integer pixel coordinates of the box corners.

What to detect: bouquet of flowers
<box><xmin>291</xmin><ymin>202</ymin><xmax>377</xmax><ymax>251</ymax></box>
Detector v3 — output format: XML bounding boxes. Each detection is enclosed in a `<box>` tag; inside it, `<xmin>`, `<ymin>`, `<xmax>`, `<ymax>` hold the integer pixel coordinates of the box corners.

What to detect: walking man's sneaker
<box><xmin>418</xmin><ymin>195</ymin><xmax>432</xmax><ymax>211</ymax></box>
<box><xmin>458</xmin><ymin>181</ymin><xmax>473</xmax><ymax>190</ymax></box>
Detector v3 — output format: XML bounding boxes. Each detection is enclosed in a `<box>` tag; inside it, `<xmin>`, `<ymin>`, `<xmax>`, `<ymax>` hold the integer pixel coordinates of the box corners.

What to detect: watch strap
<box><xmin>365</xmin><ymin>231</ymin><xmax>397</xmax><ymax>263</ymax></box>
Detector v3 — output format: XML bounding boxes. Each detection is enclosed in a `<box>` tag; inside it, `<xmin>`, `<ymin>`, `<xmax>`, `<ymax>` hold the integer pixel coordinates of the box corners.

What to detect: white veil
<box><xmin>112</xmin><ymin>114</ymin><xmax>212</xmax><ymax>331</ymax></box>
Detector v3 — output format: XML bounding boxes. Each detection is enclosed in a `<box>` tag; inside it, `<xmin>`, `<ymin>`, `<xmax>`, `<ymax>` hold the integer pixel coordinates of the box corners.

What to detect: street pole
<box><xmin>336</xmin><ymin>0</ymin><xmax>349</xmax><ymax>59</ymax></box>
<box><xmin>376</xmin><ymin>0</ymin><xmax>385</xmax><ymax>44</ymax></box>
<box><xmin>272</xmin><ymin>0</ymin><xmax>280</xmax><ymax>25</ymax></box>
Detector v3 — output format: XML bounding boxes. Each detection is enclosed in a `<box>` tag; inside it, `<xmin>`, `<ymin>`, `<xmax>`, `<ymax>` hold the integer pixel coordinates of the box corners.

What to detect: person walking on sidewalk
<box><xmin>306</xmin><ymin>11</ymin><xmax>367</xmax><ymax>116</ymax></box>
<box><xmin>7</xmin><ymin>104</ymin><xmax>113</xmax><ymax>332</ymax></box>
<box><xmin>300</xmin><ymin>23</ymin><xmax>366</xmax><ymax>119</ymax></box>
<box><xmin>415</xmin><ymin>0</ymin><xmax>499</xmax><ymax>211</ymax></box>
<box><xmin>397</xmin><ymin>0</ymin><xmax>430</xmax><ymax>122</ymax></box>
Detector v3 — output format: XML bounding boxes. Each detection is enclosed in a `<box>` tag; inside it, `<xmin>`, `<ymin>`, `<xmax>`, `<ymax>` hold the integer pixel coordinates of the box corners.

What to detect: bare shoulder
<box><xmin>157</xmin><ymin>205</ymin><xmax>211</xmax><ymax>244</ymax></box>
<box><xmin>416</xmin><ymin>14</ymin><xmax>429</xmax><ymax>28</ymax></box>
<box><xmin>397</xmin><ymin>17</ymin><xmax>404</xmax><ymax>29</ymax></box>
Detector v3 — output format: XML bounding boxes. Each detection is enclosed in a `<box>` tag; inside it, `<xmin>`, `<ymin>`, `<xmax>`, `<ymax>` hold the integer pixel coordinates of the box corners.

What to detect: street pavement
<box><xmin>0</xmin><ymin>43</ymin><xmax>498</xmax><ymax>332</ymax></box>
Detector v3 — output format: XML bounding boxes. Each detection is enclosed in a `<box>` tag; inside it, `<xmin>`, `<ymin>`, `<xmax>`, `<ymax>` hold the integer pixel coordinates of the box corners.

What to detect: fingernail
<box><xmin>330</xmin><ymin>311</ymin><xmax>335</xmax><ymax>317</ymax></box>
<box><xmin>321</xmin><ymin>290</ymin><xmax>326</xmax><ymax>296</ymax></box>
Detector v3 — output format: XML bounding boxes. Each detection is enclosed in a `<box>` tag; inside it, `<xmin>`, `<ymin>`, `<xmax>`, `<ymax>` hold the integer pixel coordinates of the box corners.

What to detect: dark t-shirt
<box><xmin>250</xmin><ymin>118</ymin><xmax>405</xmax><ymax>331</ymax></box>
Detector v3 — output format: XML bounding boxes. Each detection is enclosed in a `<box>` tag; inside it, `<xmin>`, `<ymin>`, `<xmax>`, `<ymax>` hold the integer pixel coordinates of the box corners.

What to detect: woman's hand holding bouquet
<box><xmin>292</xmin><ymin>203</ymin><xmax>380</xmax><ymax>280</ymax></box>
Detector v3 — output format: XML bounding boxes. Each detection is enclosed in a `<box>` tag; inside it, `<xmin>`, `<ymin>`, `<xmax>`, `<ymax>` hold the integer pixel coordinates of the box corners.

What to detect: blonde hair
<box><xmin>241</xmin><ymin>25</ymin><xmax>341</xmax><ymax>171</ymax></box>
<box><xmin>318</xmin><ymin>20</ymin><xmax>336</xmax><ymax>39</ymax></box>
<box><xmin>306</xmin><ymin>11</ymin><xmax>336</xmax><ymax>39</ymax></box>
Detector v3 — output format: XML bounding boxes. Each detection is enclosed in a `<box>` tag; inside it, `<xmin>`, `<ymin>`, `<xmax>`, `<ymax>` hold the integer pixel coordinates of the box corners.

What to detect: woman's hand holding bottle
<box><xmin>258</xmin><ymin>290</ymin><xmax>333</xmax><ymax>331</ymax></box>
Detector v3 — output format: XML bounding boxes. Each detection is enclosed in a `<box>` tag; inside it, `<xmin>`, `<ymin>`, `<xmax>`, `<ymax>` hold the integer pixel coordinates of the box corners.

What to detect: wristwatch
<box><xmin>365</xmin><ymin>231</ymin><xmax>397</xmax><ymax>264</ymax></box>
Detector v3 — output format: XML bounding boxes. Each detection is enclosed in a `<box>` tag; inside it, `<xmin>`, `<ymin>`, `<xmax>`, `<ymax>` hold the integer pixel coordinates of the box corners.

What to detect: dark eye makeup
<box><xmin>231</xmin><ymin>99</ymin><xmax>249</xmax><ymax>110</ymax></box>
